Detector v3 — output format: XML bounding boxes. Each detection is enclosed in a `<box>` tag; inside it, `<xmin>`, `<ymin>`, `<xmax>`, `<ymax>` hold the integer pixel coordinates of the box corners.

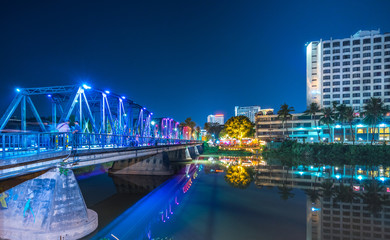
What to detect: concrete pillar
<box><xmin>185</xmin><ymin>147</ymin><xmax>192</xmax><ymax>160</ymax></box>
<box><xmin>0</xmin><ymin>168</ymin><xmax>97</xmax><ymax>240</ymax></box>
<box><xmin>194</xmin><ymin>145</ymin><xmax>200</xmax><ymax>155</ymax></box>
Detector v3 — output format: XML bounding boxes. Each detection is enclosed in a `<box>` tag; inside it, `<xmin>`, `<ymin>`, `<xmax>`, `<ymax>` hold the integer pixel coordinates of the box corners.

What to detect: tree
<box><xmin>204</xmin><ymin>122</ymin><xmax>224</xmax><ymax>139</ymax></box>
<box><xmin>224</xmin><ymin>116</ymin><xmax>254</xmax><ymax>140</ymax></box>
<box><xmin>362</xmin><ymin>98</ymin><xmax>389</xmax><ymax>145</ymax></box>
<box><xmin>320</xmin><ymin>107</ymin><xmax>335</xmax><ymax>142</ymax></box>
<box><xmin>304</xmin><ymin>102</ymin><xmax>321</xmax><ymax>142</ymax></box>
<box><xmin>224</xmin><ymin>165</ymin><xmax>252</xmax><ymax>189</ymax></box>
<box><xmin>180</xmin><ymin>118</ymin><xmax>197</xmax><ymax>139</ymax></box>
<box><xmin>344</xmin><ymin>106</ymin><xmax>356</xmax><ymax>144</ymax></box>
<box><xmin>277</xmin><ymin>103</ymin><xmax>295</xmax><ymax>139</ymax></box>
<box><xmin>335</xmin><ymin>104</ymin><xmax>348</xmax><ymax>143</ymax></box>
<box><xmin>195</xmin><ymin>126</ymin><xmax>201</xmax><ymax>140</ymax></box>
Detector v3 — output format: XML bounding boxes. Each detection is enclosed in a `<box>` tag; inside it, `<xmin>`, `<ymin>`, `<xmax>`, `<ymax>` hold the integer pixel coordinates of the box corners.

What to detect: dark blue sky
<box><xmin>1</xmin><ymin>0</ymin><xmax>389</xmax><ymax>126</ymax></box>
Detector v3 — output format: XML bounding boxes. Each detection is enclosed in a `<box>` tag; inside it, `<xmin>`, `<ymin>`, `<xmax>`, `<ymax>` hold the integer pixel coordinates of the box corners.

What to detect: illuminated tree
<box><xmin>224</xmin><ymin>165</ymin><xmax>252</xmax><ymax>189</ymax></box>
<box><xmin>362</xmin><ymin>98</ymin><xmax>389</xmax><ymax>145</ymax></box>
<box><xmin>224</xmin><ymin>116</ymin><xmax>253</xmax><ymax>140</ymax></box>
<box><xmin>304</xmin><ymin>102</ymin><xmax>321</xmax><ymax>142</ymax></box>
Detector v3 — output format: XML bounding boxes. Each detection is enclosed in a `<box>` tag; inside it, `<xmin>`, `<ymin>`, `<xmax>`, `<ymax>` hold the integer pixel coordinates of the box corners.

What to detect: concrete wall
<box><xmin>0</xmin><ymin>168</ymin><xmax>97</xmax><ymax>240</ymax></box>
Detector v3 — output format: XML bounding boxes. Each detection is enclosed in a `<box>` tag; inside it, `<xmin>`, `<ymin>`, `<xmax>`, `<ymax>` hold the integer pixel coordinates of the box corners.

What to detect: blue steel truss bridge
<box><xmin>0</xmin><ymin>84</ymin><xmax>202</xmax><ymax>180</ymax></box>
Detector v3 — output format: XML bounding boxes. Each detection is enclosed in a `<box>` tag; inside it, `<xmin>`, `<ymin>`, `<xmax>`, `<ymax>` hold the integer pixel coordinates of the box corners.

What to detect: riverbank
<box><xmin>263</xmin><ymin>141</ymin><xmax>390</xmax><ymax>166</ymax></box>
<box><xmin>203</xmin><ymin>145</ymin><xmax>253</xmax><ymax>156</ymax></box>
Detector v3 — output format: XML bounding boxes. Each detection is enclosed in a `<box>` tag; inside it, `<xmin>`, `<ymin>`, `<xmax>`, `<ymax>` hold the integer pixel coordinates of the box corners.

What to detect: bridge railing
<box><xmin>0</xmin><ymin>132</ymin><xmax>201</xmax><ymax>160</ymax></box>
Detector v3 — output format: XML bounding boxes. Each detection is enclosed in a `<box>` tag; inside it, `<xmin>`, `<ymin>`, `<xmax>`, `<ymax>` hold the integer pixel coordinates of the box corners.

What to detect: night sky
<box><xmin>1</xmin><ymin>0</ymin><xmax>390</xmax><ymax>126</ymax></box>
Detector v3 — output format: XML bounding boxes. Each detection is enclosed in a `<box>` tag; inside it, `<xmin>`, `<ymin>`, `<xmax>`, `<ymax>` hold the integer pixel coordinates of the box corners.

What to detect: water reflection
<box><xmin>256</xmin><ymin>163</ymin><xmax>390</xmax><ymax>240</ymax></box>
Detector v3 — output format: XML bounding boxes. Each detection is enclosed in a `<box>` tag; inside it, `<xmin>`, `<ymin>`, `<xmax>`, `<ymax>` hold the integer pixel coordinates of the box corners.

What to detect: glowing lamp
<box><xmin>82</xmin><ymin>84</ymin><xmax>91</xmax><ymax>89</ymax></box>
<box><xmin>16</xmin><ymin>88</ymin><xmax>21</xmax><ymax>92</ymax></box>
<box><xmin>121</xmin><ymin>96</ymin><xmax>126</xmax><ymax>99</ymax></box>
<box><xmin>47</xmin><ymin>94</ymin><xmax>52</xmax><ymax>98</ymax></box>
<box><xmin>105</xmin><ymin>90</ymin><xmax>110</xmax><ymax>94</ymax></box>
<box><xmin>357</xmin><ymin>175</ymin><xmax>363</xmax><ymax>180</ymax></box>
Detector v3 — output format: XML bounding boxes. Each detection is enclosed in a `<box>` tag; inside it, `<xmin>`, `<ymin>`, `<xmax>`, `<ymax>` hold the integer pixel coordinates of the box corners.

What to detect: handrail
<box><xmin>0</xmin><ymin>132</ymin><xmax>202</xmax><ymax>160</ymax></box>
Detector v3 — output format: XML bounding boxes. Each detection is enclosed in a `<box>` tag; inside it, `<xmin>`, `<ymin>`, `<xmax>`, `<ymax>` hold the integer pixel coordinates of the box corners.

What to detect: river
<box><xmin>76</xmin><ymin>155</ymin><xmax>390</xmax><ymax>240</ymax></box>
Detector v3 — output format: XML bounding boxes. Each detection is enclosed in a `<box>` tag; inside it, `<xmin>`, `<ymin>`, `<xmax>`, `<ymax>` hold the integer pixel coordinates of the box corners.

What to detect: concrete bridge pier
<box><xmin>185</xmin><ymin>147</ymin><xmax>192</xmax><ymax>160</ymax></box>
<box><xmin>0</xmin><ymin>167</ymin><xmax>97</xmax><ymax>240</ymax></box>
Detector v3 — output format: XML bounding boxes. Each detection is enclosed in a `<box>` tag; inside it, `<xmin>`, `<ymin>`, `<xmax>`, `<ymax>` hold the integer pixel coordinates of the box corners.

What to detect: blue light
<box><xmin>143</xmin><ymin>107</ymin><xmax>146</xmax><ymax>110</ymax></box>
<box><xmin>335</xmin><ymin>125</ymin><xmax>341</xmax><ymax>129</ymax></box>
<box><xmin>380</xmin><ymin>177</ymin><xmax>385</xmax><ymax>182</ymax></box>
<box><xmin>311</xmin><ymin>207</ymin><xmax>320</xmax><ymax>212</ymax></box>
<box><xmin>357</xmin><ymin>175</ymin><xmax>363</xmax><ymax>180</ymax></box>
<box><xmin>16</xmin><ymin>88</ymin><xmax>20</xmax><ymax>92</ymax></box>
<box><xmin>105</xmin><ymin>90</ymin><xmax>110</xmax><ymax>94</ymax></box>
<box><xmin>47</xmin><ymin>94</ymin><xmax>52</xmax><ymax>98</ymax></box>
<box><xmin>121</xmin><ymin>96</ymin><xmax>126</xmax><ymax>99</ymax></box>
<box><xmin>82</xmin><ymin>84</ymin><xmax>91</xmax><ymax>89</ymax></box>
<box><xmin>299</xmin><ymin>171</ymin><xmax>304</xmax><ymax>176</ymax></box>
<box><xmin>335</xmin><ymin>174</ymin><xmax>341</xmax><ymax>179</ymax></box>
<box><xmin>151</xmin><ymin>113</ymin><xmax>153</xmax><ymax>115</ymax></box>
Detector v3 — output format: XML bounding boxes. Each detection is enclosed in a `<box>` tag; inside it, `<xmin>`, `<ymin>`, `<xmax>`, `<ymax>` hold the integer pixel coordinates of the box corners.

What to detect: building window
<box><xmin>333</xmin><ymin>88</ymin><xmax>340</xmax><ymax>92</ymax></box>
<box><xmin>353</xmin><ymin>80</ymin><xmax>360</xmax><ymax>84</ymax></box>
<box><xmin>363</xmin><ymin>79</ymin><xmax>371</xmax><ymax>84</ymax></box>
<box><xmin>323</xmin><ymin>88</ymin><xmax>330</xmax><ymax>92</ymax></box>
<box><xmin>343</xmin><ymin>48</ymin><xmax>350</xmax><ymax>53</ymax></box>
<box><xmin>353</xmin><ymin>99</ymin><xmax>360</xmax><ymax>104</ymax></box>
<box><xmin>363</xmin><ymin>46</ymin><xmax>371</xmax><ymax>51</ymax></box>
<box><xmin>385</xmin><ymin>85</ymin><xmax>390</xmax><ymax>89</ymax></box>
<box><xmin>333</xmin><ymin>49</ymin><xmax>340</xmax><ymax>54</ymax></box>
<box><xmin>385</xmin><ymin>92</ymin><xmax>390</xmax><ymax>96</ymax></box>
<box><xmin>343</xmin><ymin>55</ymin><xmax>350</xmax><ymax>59</ymax></box>
<box><xmin>324</xmin><ymin>50</ymin><xmax>330</xmax><ymax>54</ymax></box>
<box><xmin>323</xmin><ymin>82</ymin><xmax>330</xmax><ymax>86</ymax></box>
<box><xmin>353</xmin><ymin>47</ymin><xmax>360</xmax><ymax>52</ymax></box>
<box><xmin>374</xmin><ymin>72</ymin><xmax>382</xmax><ymax>77</ymax></box>
<box><xmin>386</xmin><ymin>44</ymin><xmax>390</xmax><ymax>49</ymax></box>
<box><xmin>353</xmin><ymin>60</ymin><xmax>360</xmax><ymax>65</ymax></box>
<box><xmin>386</xmin><ymin>78</ymin><xmax>390</xmax><ymax>82</ymax></box>
<box><xmin>323</xmin><ymin>56</ymin><xmax>330</xmax><ymax>61</ymax></box>
<box><xmin>343</xmin><ymin>74</ymin><xmax>350</xmax><ymax>79</ymax></box>
<box><xmin>363</xmin><ymin>92</ymin><xmax>371</xmax><ymax>97</ymax></box>
<box><xmin>374</xmin><ymin>45</ymin><xmax>382</xmax><ymax>50</ymax></box>
<box><xmin>343</xmin><ymin>40</ymin><xmax>350</xmax><ymax>46</ymax></box>
<box><xmin>353</xmin><ymin>54</ymin><xmax>360</xmax><ymax>58</ymax></box>
<box><xmin>363</xmin><ymin>53</ymin><xmax>371</xmax><ymax>58</ymax></box>
<box><xmin>333</xmin><ymin>62</ymin><xmax>341</xmax><ymax>67</ymax></box>
<box><xmin>333</xmin><ymin>75</ymin><xmax>340</xmax><ymax>79</ymax></box>
<box><xmin>385</xmin><ymin>71</ymin><xmax>390</xmax><ymax>76</ymax></box>
<box><xmin>343</xmin><ymin>87</ymin><xmax>350</xmax><ymax>91</ymax></box>
<box><xmin>363</xmin><ymin>73</ymin><xmax>371</xmax><ymax>77</ymax></box>
<box><xmin>343</xmin><ymin>80</ymin><xmax>350</xmax><ymax>85</ymax></box>
<box><xmin>343</xmin><ymin>100</ymin><xmax>350</xmax><ymax>104</ymax></box>
<box><xmin>363</xmin><ymin>86</ymin><xmax>371</xmax><ymax>90</ymax></box>
<box><xmin>343</xmin><ymin>68</ymin><xmax>350</xmax><ymax>72</ymax></box>
<box><xmin>343</xmin><ymin>61</ymin><xmax>350</xmax><ymax>66</ymax></box>
<box><xmin>374</xmin><ymin>85</ymin><xmax>382</xmax><ymax>90</ymax></box>
<box><xmin>386</xmin><ymin>51</ymin><xmax>390</xmax><ymax>56</ymax></box>
<box><xmin>363</xmin><ymin>66</ymin><xmax>371</xmax><ymax>71</ymax></box>
<box><xmin>333</xmin><ymin>94</ymin><xmax>340</xmax><ymax>98</ymax></box>
<box><xmin>323</xmin><ymin>69</ymin><xmax>331</xmax><ymax>74</ymax></box>
<box><xmin>323</xmin><ymin>101</ymin><xmax>330</xmax><ymax>105</ymax></box>
<box><xmin>323</xmin><ymin>63</ymin><xmax>330</xmax><ymax>67</ymax></box>
<box><xmin>374</xmin><ymin>65</ymin><xmax>382</xmax><ymax>70</ymax></box>
<box><xmin>374</xmin><ymin>37</ymin><xmax>382</xmax><ymax>43</ymax></box>
<box><xmin>385</xmin><ymin>36</ymin><xmax>390</xmax><ymax>42</ymax></box>
<box><xmin>363</xmin><ymin>59</ymin><xmax>371</xmax><ymax>64</ymax></box>
<box><xmin>353</xmin><ymin>87</ymin><xmax>360</xmax><ymax>91</ymax></box>
<box><xmin>323</xmin><ymin>42</ymin><xmax>330</xmax><ymax>48</ymax></box>
<box><xmin>363</xmin><ymin>38</ymin><xmax>371</xmax><ymax>44</ymax></box>
<box><xmin>374</xmin><ymin>92</ymin><xmax>382</xmax><ymax>96</ymax></box>
<box><xmin>343</xmin><ymin>93</ymin><xmax>350</xmax><ymax>97</ymax></box>
<box><xmin>333</xmin><ymin>41</ymin><xmax>340</xmax><ymax>47</ymax></box>
<box><xmin>323</xmin><ymin>94</ymin><xmax>331</xmax><ymax>99</ymax></box>
<box><xmin>324</xmin><ymin>76</ymin><xmax>331</xmax><ymax>80</ymax></box>
<box><xmin>385</xmin><ymin>98</ymin><xmax>390</xmax><ymax>102</ymax></box>
<box><xmin>363</xmin><ymin>99</ymin><xmax>370</xmax><ymax>103</ymax></box>
<box><xmin>374</xmin><ymin>58</ymin><xmax>382</xmax><ymax>63</ymax></box>
<box><xmin>333</xmin><ymin>81</ymin><xmax>340</xmax><ymax>85</ymax></box>
<box><xmin>353</xmin><ymin>40</ymin><xmax>360</xmax><ymax>45</ymax></box>
<box><xmin>352</xmin><ymin>73</ymin><xmax>360</xmax><ymax>78</ymax></box>
<box><xmin>333</xmin><ymin>69</ymin><xmax>340</xmax><ymax>73</ymax></box>
<box><xmin>352</xmin><ymin>67</ymin><xmax>360</xmax><ymax>71</ymax></box>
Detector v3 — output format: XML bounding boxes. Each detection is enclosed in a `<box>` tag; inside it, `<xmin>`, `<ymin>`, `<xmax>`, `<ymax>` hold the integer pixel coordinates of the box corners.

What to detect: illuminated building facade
<box><xmin>207</xmin><ymin>114</ymin><xmax>224</xmax><ymax>125</ymax></box>
<box><xmin>234</xmin><ymin>106</ymin><xmax>261</xmax><ymax>123</ymax></box>
<box><xmin>255</xmin><ymin>112</ymin><xmax>390</xmax><ymax>142</ymax></box>
<box><xmin>307</xmin><ymin>30</ymin><xmax>390</xmax><ymax>110</ymax></box>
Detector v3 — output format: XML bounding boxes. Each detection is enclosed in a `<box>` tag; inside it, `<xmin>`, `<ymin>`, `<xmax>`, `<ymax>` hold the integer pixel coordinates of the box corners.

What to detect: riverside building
<box><xmin>234</xmin><ymin>106</ymin><xmax>261</xmax><ymax>123</ymax></box>
<box><xmin>255</xmin><ymin>112</ymin><xmax>390</xmax><ymax>143</ymax></box>
<box><xmin>306</xmin><ymin>30</ymin><xmax>390</xmax><ymax>110</ymax></box>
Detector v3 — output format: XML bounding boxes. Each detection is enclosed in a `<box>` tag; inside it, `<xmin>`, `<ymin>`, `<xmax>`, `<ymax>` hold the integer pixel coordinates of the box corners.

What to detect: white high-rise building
<box><xmin>235</xmin><ymin>106</ymin><xmax>261</xmax><ymax>122</ymax></box>
<box><xmin>307</xmin><ymin>30</ymin><xmax>390</xmax><ymax>111</ymax></box>
<box><xmin>207</xmin><ymin>114</ymin><xmax>224</xmax><ymax>125</ymax></box>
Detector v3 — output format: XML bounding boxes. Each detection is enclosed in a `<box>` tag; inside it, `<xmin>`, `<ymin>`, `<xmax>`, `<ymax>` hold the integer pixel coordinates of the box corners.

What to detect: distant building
<box><xmin>207</xmin><ymin>114</ymin><xmax>224</xmax><ymax>125</ymax></box>
<box><xmin>234</xmin><ymin>106</ymin><xmax>261</xmax><ymax>122</ymax></box>
<box><xmin>306</xmin><ymin>30</ymin><xmax>390</xmax><ymax>111</ymax></box>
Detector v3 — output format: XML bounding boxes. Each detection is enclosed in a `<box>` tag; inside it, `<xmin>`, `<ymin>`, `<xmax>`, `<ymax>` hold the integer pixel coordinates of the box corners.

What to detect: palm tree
<box><xmin>304</xmin><ymin>102</ymin><xmax>321</xmax><ymax>142</ymax></box>
<box><xmin>335</xmin><ymin>104</ymin><xmax>348</xmax><ymax>143</ymax></box>
<box><xmin>344</xmin><ymin>106</ymin><xmax>356</xmax><ymax>144</ymax></box>
<box><xmin>180</xmin><ymin>118</ymin><xmax>197</xmax><ymax>139</ymax></box>
<box><xmin>277</xmin><ymin>103</ymin><xmax>295</xmax><ymax>139</ymax></box>
<box><xmin>320</xmin><ymin>179</ymin><xmax>335</xmax><ymax>198</ymax></box>
<box><xmin>362</xmin><ymin>98</ymin><xmax>389</xmax><ymax>145</ymax></box>
<box><xmin>319</xmin><ymin>107</ymin><xmax>335</xmax><ymax>142</ymax></box>
<box><xmin>195</xmin><ymin>126</ymin><xmax>201</xmax><ymax>140</ymax></box>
